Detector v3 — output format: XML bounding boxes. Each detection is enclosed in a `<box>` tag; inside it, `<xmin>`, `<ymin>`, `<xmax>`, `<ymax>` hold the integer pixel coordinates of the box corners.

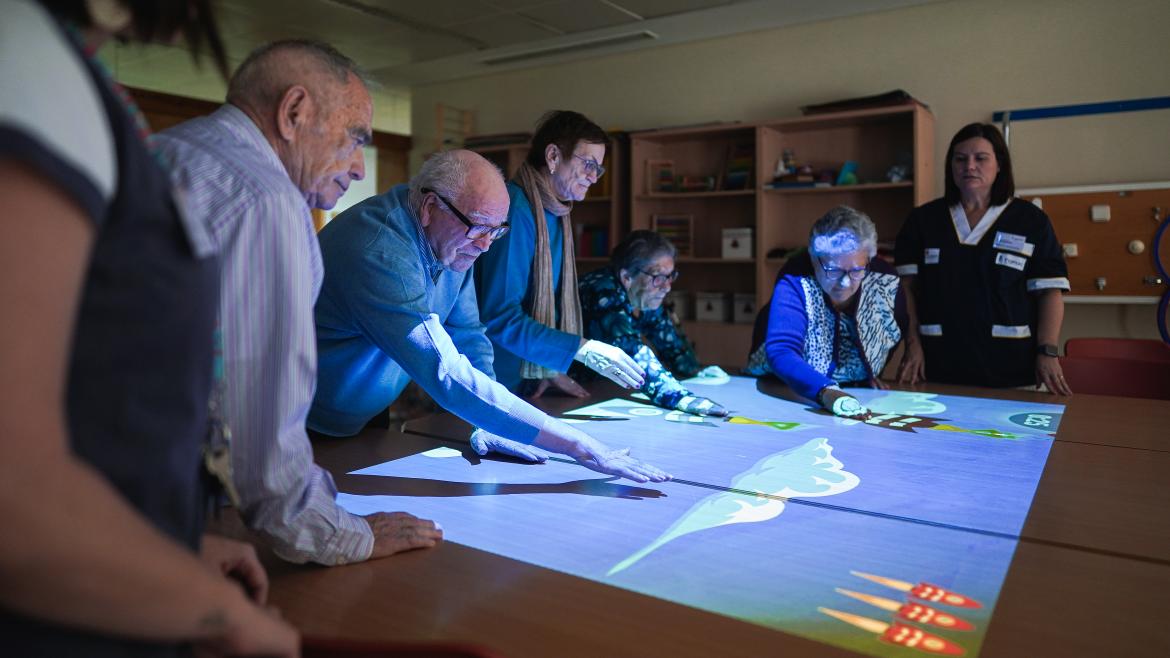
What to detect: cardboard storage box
<box><xmin>695</xmin><ymin>292</ymin><xmax>730</xmax><ymax>322</ymax></box>
<box><xmin>733</xmin><ymin>293</ymin><xmax>757</xmax><ymax>324</ymax></box>
<box><xmin>722</xmin><ymin>228</ymin><xmax>753</xmax><ymax>259</ymax></box>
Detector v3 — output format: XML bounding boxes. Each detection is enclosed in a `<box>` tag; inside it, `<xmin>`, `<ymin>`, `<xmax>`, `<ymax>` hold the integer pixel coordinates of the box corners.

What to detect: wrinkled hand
<box><xmin>366</xmin><ymin>511</ymin><xmax>443</xmax><ymax>559</ymax></box>
<box><xmin>528</xmin><ymin>372</ymin><xmax>589</xmax><ymax>399</ymax></box>
<box><xmin>195</xmin><ymin>602</ymin><xmax>300</xmax><ymax>658</ymax></box>
<box><xmin>199</xmin><ymin>534</ymin><xmax>268</xmax><ymax>604</ymax></box>
<box><xmin>820</xmin><ymin>387</ymin><xmax>870</xmax><ymax>418</ymax></box>
<box><xmin>574</xmin><ymin>446</ymin><xmax>671</xmax><ymax>484</ymax></box>
<box><xmin>574</xmin><ymin>339</ymin><xmax>645</xmax><ymax>389</ymax></box>
<box><xmin>697</xmin><ymin>365</ymin><xmax>728</xmax><ymax>379</ymax></box>
<box><xmin>470</xmin><ymin>429</ymin><xmax>549</xmax><ymax>463</ymax></box>
<box><xmin>1037</xmin><ymin>355</ymin><xmax>1072</xmax><ymax>396</ymax></box>
<box><xmin>897</xmin><ymin>339</ymin><xmax>926</xmax><ymax>385</ymax></box>
<box><xmin>676</xmin><ymin>395</ymin><xmax>728</xmax><ymax>417</ymax></box>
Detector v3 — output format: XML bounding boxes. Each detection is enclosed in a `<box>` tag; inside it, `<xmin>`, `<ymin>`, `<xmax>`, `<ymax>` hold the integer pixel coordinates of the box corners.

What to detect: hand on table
<box><xmin>199</xmin><ymin>534</ymin><xmax>268</xmax><ymax>604</ymax></box>
<box><xmin>574</xmin><ymin>339</ymin><xmax>645</xmax><ymax>389</ymax></box>
<box><xmin>470</xmin><ymin>428</ymin><xmax>549</xmax><ymax>463</ymax></box>
<box><xmin>528</xmin><ymin>372</ymin><xmax>589</xmax><ymax>399</ymax></box>
<box><xmin>365</xmin><ymin>511</ymin><xmax>443</xmax><ymax>559</ymax></box>
<box><xmin>696</xmin><ymin>365</ymin><xmax>728</xmax><ymax>379</ymax></box>
<box><xmin>819</xmin><ymin>387</ymin><xmax>870</xmax><ymax>418</ymax></box>
<box><xmin>1036</xmin><ymin>355</ymin><xmax>1073</xmax><ymax>396</ymax></box>
<box><xmin>574</xmin><ymin>445</ymin><xmax>672</xmax><ymax>484</ymax></box>
<box><xmin>896</xmin><ymin>339</ymin><xmax>926</xmax><ymax>385</ymax></box>
<box><xmin>194</xmin><ymin>601</ymin><xmax>300</xmax><ymax>658</ymax></box>
<box><xmin>675</xmin><ymin>395</ymin><xmax>728</xmax><ymax>417</ymax></box>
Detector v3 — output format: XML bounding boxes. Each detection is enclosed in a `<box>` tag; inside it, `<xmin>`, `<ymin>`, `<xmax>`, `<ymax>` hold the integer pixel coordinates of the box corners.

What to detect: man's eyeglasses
<box><xmin>422</xmin><ymin>187</ymin><xmax>509</xmax><ymax>241</ymax></box>
<box><xmin>817</xmin><ymin>257</ymin><xmax>869</xmax><ymax>283</ymax></box>
<box><xmin>637</xmin><ymin>269</ymin><xmax>680</xmax><ymax>286</ymax></box>
<box><xmin>573</xmin><ymin>154</ymin><xmax>606</xmax><ymax>179</ymax></box>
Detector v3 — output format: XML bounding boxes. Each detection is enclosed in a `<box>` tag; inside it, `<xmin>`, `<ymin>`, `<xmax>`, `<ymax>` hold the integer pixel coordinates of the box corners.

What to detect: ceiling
<box><xmin>101</xmin><ymin>0</ymin><xmax>941</xmax><ymax>130</ymax></box>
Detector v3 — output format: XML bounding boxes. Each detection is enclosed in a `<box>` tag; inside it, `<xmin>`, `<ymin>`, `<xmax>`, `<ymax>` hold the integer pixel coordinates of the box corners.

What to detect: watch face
<box><xmin>1039</xmin><ymin>344</ymin><xmax>1059</xmax><ymax>357</ymax></box>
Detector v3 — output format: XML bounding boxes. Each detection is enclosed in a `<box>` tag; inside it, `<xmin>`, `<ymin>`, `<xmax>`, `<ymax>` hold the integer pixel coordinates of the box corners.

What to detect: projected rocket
<box><xmin>852</xmin><ymin>571</ymin><xmax>983</xmax><ymax>609</ymax></box>
<box><xmin>835</xmin><ymin>588</ymin><xmax>975</xmax><ymax>631</ymax></box>
<box><xmin>818</xmin><ymin>607</ymin><xmax>967</xmax><ymax>656</ymax></box>
<box><xmin>607</xmin><ymin>437</ymin><xmax>859</xmax><ymax>575</ymax></box>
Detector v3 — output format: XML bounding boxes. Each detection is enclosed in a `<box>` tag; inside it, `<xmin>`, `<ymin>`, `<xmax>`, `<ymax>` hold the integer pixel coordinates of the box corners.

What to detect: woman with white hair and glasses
<box><xmin>747</xmin><ymin>206</ymin><xmax>908</xmax><ymax>417</ymax></box>
<box><xmin>577</xmin><ymin>230</ymin><xmax>729</xmax><ymax>416</ymax></box>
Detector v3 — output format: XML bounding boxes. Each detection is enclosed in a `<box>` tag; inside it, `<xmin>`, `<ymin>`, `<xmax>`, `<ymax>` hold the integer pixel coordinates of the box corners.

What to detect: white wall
<box><xmin>411</xmin><ymin>0</ymin><xmax>1169</xmax><ymax>342</ymax></box>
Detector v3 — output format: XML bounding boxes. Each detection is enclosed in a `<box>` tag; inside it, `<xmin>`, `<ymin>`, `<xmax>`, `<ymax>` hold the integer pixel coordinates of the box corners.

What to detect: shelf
<box><xmin>677</xmin><ymin>257</ymin><xmax>754</xmax><ymax>265</ymax></box>
<box><xmin>637</xmin><ymin>190</ymin><xmax>755</xmax><ymax>200</ymax></box>
<box><xmin>762</xmin><ymin>181</ymin><xmax>913</xmax><ymax>194</ymax></box>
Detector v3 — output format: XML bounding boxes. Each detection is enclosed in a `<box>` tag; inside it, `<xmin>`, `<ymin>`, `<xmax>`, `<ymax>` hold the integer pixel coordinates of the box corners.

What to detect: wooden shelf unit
<box><xmin>629</xmin><ymin>106</ymin><xmax>934</xmax><ymax>365</ymax></box>
<box><xmin>757</xmin><ymin>104</ymin><xmax>934</xmax><ymax>306</ymax></box>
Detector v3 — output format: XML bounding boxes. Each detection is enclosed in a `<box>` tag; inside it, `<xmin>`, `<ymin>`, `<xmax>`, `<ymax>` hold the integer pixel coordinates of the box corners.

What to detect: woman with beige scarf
<box><xmin>476</xmin><ymin>111</ymin><xmax>644</xmax><ymax>398</ymax></box>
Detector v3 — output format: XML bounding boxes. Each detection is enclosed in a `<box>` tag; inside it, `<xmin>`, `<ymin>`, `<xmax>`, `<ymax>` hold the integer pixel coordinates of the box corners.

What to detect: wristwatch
<box><xmin>1036</xmin><ymin>344</ymin><xmax>1060</xmax><ymax>357</ymax></box>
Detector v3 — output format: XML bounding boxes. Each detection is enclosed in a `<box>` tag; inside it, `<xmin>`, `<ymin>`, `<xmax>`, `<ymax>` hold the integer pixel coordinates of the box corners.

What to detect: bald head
<box><xmin>411</xmin><ymin>150</ymin><xmax>509</xmax><ymax>272</ymax></box>
<box><xmin>227</xmin><ymin>40</ymin><xmax>366</xmax><ymax>117</ymax></box>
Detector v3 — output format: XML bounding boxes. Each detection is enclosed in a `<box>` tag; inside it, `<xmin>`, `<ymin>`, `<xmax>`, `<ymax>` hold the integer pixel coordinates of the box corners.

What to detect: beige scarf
<box><xmin>515</xmin><ymin>161</ymin><xmax>582</xmax><ymax>380</ymax></box>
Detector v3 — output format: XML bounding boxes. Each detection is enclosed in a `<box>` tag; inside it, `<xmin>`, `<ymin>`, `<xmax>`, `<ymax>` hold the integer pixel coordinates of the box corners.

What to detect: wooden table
<box><xmin>254</xmin><ymin>381</ymin><xmax>1170</xmax><ymax>658</ymax></box>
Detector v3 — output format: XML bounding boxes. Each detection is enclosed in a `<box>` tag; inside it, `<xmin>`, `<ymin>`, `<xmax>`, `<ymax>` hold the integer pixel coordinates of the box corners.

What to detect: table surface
<box><xmin>246</xmin><ymin>380</ymin><xmax>1170</xmax><ymax>658</ymax></box>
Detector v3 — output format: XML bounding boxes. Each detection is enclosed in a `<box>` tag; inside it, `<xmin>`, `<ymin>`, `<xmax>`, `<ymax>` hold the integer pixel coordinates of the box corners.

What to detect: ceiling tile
<box><xmin>518</xmin><ymin>0</ymin><xmax>638</xmax><ymax>33</ymax></box>
<box><xmin>445</xmin><ymin>14</ymin><xmax>562</xmax><ymax>49</ymax></box>
<box><xmin>609</xmin><ymin>0</ymin><xmax>733</xmax><ymax>20</ymax></box>
<box><xmin>353</xmin><ymin>0</ymin><xmax>502</xmax><ymax>27</ymax></box>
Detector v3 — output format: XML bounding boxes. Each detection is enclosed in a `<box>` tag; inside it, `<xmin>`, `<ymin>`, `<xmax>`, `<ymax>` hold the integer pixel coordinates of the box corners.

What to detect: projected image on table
<box><xmin>337</xmin><ymin>377</ymin><xmax>1062</xmax><ymax>658</ymax></box>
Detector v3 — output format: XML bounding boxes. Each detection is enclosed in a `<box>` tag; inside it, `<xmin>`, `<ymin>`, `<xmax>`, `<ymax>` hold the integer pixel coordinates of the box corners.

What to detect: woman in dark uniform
<box><xmin>894</xmin><ymin>123</ymin><xmax>1072</xmax><ymax>395</ymax></box>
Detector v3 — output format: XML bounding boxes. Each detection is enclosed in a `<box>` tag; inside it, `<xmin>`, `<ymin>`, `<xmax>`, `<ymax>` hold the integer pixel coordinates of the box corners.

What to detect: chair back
<box><xmin>1059</xmin><ymin>355</ymin><xmax>1170</xmax><ymax>400</ymax></box>
<box><xmin>1064</xmin><ymin>338</ymin><xmax>1170</xmax><ymax>363</ymax></box>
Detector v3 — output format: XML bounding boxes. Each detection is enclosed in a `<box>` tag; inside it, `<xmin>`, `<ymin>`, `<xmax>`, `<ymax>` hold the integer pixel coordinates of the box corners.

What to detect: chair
<box><xmin>1058</xmin><ymin>355</ymin><xmax>1170</xmax><ymax>400</ymax></box>
<box><xmin>303</xmin><ymin>637</ymin><xmax>505</xmax><ymax>658</ymax></box>
<box><xmin>1064</xmin><ymin>337</ymin><xmax>1170</xmax><ymax>363</ymax></box>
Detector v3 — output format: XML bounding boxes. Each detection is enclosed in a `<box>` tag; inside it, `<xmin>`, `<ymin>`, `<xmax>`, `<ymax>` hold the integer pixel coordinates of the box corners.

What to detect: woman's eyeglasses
<box><xmin>817</xmin><ymin>257</ymin><xmax>869</xmax><ymax>282</ymax></box>
<box><xmin>637</xmin><ymin>269</ymin><xmax>680</xmax><ymax>286</ymax></box>
<box><xmin>573</xmin><ymin>154</ymin><xmax>606</xmax><ymax>179</ymax></box>
<box><xmin>422</xmin><ymin>187</ymin><xmax>510</xmax><ymax>241</ymax></box>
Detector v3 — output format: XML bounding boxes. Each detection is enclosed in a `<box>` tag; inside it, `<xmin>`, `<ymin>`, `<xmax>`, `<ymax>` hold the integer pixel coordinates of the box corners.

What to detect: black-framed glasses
<box><xmin>421</xmin><ymin>187</ymin><xmax>509</xmax><ymax>241</ymax></box>
<box><xmin>573</xmin><ymin>154</ymin><xmax>606</xmax><ymax>179</ymax></box>
<box><xmin>817</xmin><ymin>256</ymin><xmax>869</xmax><ymax>282</ymax></box>
<box><xmin>637</xmin><ymin>269</ymin><xmax>680</xmax><ymax>286</ymax></box>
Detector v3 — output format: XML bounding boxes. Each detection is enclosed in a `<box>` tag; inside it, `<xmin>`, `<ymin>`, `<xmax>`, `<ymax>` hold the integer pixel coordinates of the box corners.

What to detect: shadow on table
<box><xmin>335</xmin><ymin>472</ymin><xmax>668</xmax><ymax>501</ymax></box>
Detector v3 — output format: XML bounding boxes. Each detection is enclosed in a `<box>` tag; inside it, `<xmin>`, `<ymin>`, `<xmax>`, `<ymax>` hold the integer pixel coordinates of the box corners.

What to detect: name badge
<box><xmin>995</xmin><ymin>252</ymin><xmax>1027</xmax><ymax>271</ymax></box>
<box><xmin>924</xmin><ymin>248</ymin><xmax>940</xmax><ymax>265</ymax></box>
<box><xmin>993</xmin><ymin>231</ymin><xmax>1034</xmax><ymax>256</ymax></box>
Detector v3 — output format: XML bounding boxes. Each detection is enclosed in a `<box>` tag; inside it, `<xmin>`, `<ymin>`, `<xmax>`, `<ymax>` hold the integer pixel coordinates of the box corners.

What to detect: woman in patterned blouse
<box><xmin>747</xmin><ymin>206</ymin><xmax>908</xmax><ymax>417</ymax></box>
<box><xmin>577</xmin><ymin>230</ymin><xmax>729</xmax><ymax>416</ymax></box>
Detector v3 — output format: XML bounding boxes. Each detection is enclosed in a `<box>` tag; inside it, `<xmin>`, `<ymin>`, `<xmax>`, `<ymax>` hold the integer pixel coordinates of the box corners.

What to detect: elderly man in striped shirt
<box><xmin>154</xmin><ymin>40</ymin><xmax>442</xmax><ymax>566</ymax></box>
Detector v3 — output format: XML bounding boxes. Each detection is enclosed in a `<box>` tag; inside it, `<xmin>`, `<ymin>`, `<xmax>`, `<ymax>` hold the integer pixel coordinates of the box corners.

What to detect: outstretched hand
<box><xmin>528</xmin><ymin>372</ymin><xmax>589</xmax><ymax>399</ymax></box>
<box><xmin>575</xmin><ymin>339</ymin><xmax>646</xmax><ymax>389</ymax></box>
<box><xmin>676</xmin><ymin>395</ymin><xmax>728</xmax><ymax>417</ymax></box>
<box><xmin>470</xmin><ymin>429</ymin><xmax>550</xmax><ymax>462</ymax></box>
<box><xmin>575</xmin><ymin>446</ymin><xmax>672</xmax><ymax>484</ymax></box>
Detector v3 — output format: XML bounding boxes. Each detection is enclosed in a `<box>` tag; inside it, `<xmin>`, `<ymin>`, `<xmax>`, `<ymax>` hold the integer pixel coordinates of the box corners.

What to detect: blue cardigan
<box><xmin>474</xmin><ymin>181</ymin><xmax>582</xmax><ymax>392</ymax></box>
<box><xmin>757</xmin><ymin>253</ymin><xmax>905</xmax><ymax>401</ymax></box>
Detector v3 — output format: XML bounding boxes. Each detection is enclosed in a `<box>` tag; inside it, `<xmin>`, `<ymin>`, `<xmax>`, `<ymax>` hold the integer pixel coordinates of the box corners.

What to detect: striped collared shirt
<box><xmin>154</xmin><ymin>105</ymin><xmax>373</xmax><ymax>565</ymax></box>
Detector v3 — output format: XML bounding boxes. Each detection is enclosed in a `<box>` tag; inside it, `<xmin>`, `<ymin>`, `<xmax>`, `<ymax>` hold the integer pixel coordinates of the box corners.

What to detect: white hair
<box><xmin>808</xmin><ymin>206</ymin><xmax>878</xmax><ymax>258</ymax></box>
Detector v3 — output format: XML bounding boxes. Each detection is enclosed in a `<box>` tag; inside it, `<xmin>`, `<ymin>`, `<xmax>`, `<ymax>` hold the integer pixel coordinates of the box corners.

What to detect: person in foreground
<box><xmin>310</xmin><ymin>149</ymin><xmax>670</xmax><ymax>483</ymax></box>
<box><xmin>0</xmin><ymin>0</ymin><xmax>296</xmax><ymax>655</ymax></box>
<box><xmin>475</xmin><ymin>110</ymin><xmax>645</xmax><ymax>399</ymax></box>
<box><xmin>154</xmin><ymin>39</ymin><xmax>439</xmax><ymax>567</ymax></box>
<box><xmin>578</xmin><ymin>230</ymin><xmax>729</xmax><ymax>415</ymax></box>
<box><xmin>894</xmin><ymin>122</ymin><xmax>1072</xmax><ymax>395</ymax></box>
<box><xmin>747</xmin><ymin>207</ymin><xmax>907</xmax><ymax>417</ymax></box>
